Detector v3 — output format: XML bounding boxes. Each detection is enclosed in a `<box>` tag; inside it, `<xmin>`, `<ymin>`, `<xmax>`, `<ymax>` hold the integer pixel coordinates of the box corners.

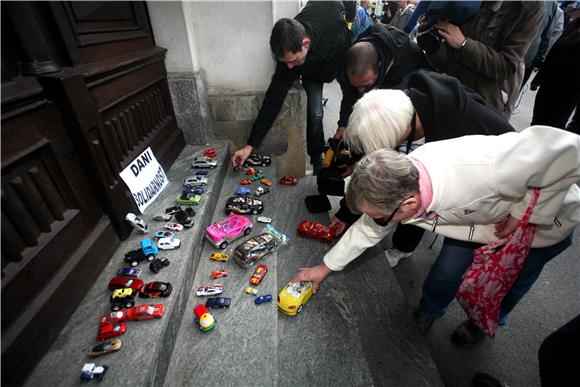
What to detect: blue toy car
<box><xmin>235</xmin><ymin>186</ymin><xmax>251</xmax><ymax>197</ymax></box>
<box><xmin>205</xmin><ymin>297</ymin><xmax>231</xmax><ymax>309</ymax></box>
<box><xmin>141</xmin><ymin>239</ymin><xmax>158</xmax><ymax>259</ymax></box>
<box><xmin>116</xmin><ymin>267</ymin><xmax>141</xmax><ymax>278</ymax></box>
<box><xmin>254</xmin><ymin>294</ymin><xmax>273</xmax><ymax>305</ymax></box>
<box><xmin>182</xmin><ymin>187</ymin><xmax>204</xmax><ymax>195</ymax></box>
<box><xmin>195</xmin><ymin>170</ymin><xmax>209</xmax><ymax>176</ymax></box>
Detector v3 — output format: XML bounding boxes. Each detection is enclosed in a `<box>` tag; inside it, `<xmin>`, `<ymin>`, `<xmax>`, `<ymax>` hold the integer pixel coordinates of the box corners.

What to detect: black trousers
<box><xmin>532</xmin><ymin>85</ymin><xmax>580</xmax><ymax>134</ymax></box>
<box><xmin>538</xmin><ymin>314</ymin><xmax>580</xmax><ymax>387</ymax></box>
<box><xmin>392</xmin><ymin>223</ymin><xmax>425</xmax><ymax>253</ymax></box>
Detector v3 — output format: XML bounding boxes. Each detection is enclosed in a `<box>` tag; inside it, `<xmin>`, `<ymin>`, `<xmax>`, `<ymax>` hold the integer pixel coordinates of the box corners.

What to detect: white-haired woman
<box><xmin>294</xmin><ymin>125</ymin><xmax>580</xmax><ymax>347</ymax></box>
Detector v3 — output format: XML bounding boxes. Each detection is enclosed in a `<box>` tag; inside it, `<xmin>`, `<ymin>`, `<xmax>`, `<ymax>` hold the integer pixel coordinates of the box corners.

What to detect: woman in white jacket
<box><xmin>293</xmin><ymin>125</ymin><xmax>580</xmax><ymax>346</ymax></box>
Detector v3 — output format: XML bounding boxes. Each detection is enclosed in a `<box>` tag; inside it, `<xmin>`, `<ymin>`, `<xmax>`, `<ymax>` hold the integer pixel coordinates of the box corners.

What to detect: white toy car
<box><xmin>257</xmin><ymin>216</ymin><xmax>272</xmax><ymax>224</ymax></box>
<box><xmin>255</xmin><ymin>186</ymin><xmax>271</xmax><ymax>197</ymax></box>
<box><xmin>125</xmin><ymin>213</ymin><xmax>148</xmax><ymax>233</ymax></box>
<box><xmin>184</xmin><ymin>176</ymin><xmax>208</xmax><ymax>187</ymax></box>
<box><xmin>81</xmin><ymin>363</ymin><xmax>108</xmax><ymax>382</ymax></box>
<box><xmin>196</xmin><ymin>284</ymin><xmax>223</xmax><ymax>297</ymax></box>
<box><xmin>157</xmin><ymin>237</ymin><xmax>181</xmax><ymax>250</ymax></box>
<box><xmin>164</xmin><ymin>222</ymin><xmax>184</xmax><ymax>232</ymax></box>
<box><xmin>192</xmin><ymin>157</ymin><xmax>218</xmax><ymax>169</ymax></box>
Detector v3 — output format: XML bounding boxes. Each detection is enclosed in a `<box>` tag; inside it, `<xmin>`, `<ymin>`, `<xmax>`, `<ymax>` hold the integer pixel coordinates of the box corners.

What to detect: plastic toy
<box><xmin>154</xmin><ymin>230</ymin><xmax>175</xmax><ymax>239</ymax></box>
<box><xmin>116</xmin><ymin>267</ymin><xmax>141</xmax><ymax>278</ymax></box>
<box><xmin>125</xmin><ymin>213</ymin><xmax>148</xmax><ymax>233</ymax></box>
<box><xmin>141</xmin><ymin>239</ymin><xmax>158</xmax><ymax>259</ymax></box>
<box><xmin>87</xmin><ymin>339</ymin><xmax>122</xmax><ymax>358</ymax></box>
<box><xmin>173</xmin><ymin>208</ymin><xmax>194</xmax><ymax>229</ymax></box>
<box><xmin>235</xmin><ymin>186</ymin><xmax>252</xmax><ymax>196</ymax></box>
<box><xmin>265</xmin><ymin>223</ymin><xmax>290</xmax><ymax>244</ymax></box>
<box><xmin>81</xmin><ymin>363</ymin><xmax>108</xmax><ymax>382</ymax></box>
<box><xmin>176</xmin><ymin>193</ymin><xmax>201</xmax><ymax>206</ymax></box>
<box><xmin>245</xmin><ymin>168</ymin><xmax>259</xmax><ymax>175</ymax></box>
<box><xmin>107</xmin><ymin>277</ymin><xmax>144</xmax><ymax>292</ymax></box>
<box><xmin>97</xmin><ymin>322</ymin><xmax>126</xmax><ymax>340</ymax></box>
<box><xmin>234</xmin><ymin>233</ymin><xmax>277</xmax><ymax>268</ymax></box>
<box><xmin>165</xmin><ymin>206</ymin><xmax>182</xmax><ymax>215</ymax></box>
<box><xmin>260</xmin><ymin>178</ymin><xmax>273</xmax><ymax>187</ymax></box>
<box><xmin>110</xmin><ymin>288</ymin><xmax>137</xmax><ymax>311</ymax></box>
<box><xmin>297</xmin><ymin>220</ymin><xmax>337</xmax><ymax>243</ymax></box>
<box><xmin>123</xmin><ymin>249</ymin><xmax>148</xmax><ymax>267</ymax></box>
<box><xmin>244</xmin><ymin>153</ymin><xmax>271</xmax><ymax>167</ymax></box>
<box><xmin>183</xmin><ymin>186</ymin><xmax>204</xmax><ymax>196</ymax></box>
<box><xmin>277</xmin><ymin>281</ymin><xmax>314</xmax><ymax>316</ymax></box>
<box><xmin>149</xmin><ymin>257</ymin><xmax>170</xmax><ymax>274</ymax></box>
<box><xmin>196</xmin><ymin>284</ymin><xmax>223</xmax><ymax>297</ymax></box>
<box><xmin>194</xmin><ymin>170</ymin><xmax>209</xmax><ymax>176</ymax></box>
<box><xmin>193</xmin><ymin>304</ymin><xmax>216</xmax><ymax>332</ymax></box>
<box><xmin>126</xmin><ymin>304</ymin><xmax>164</xmax><ymax>320</ymax></box>
<box><xmin>279</xmin><ymin>176</ymin><xmax>298</xmax><ymax>185</ymax></box>
<box><xmin>209</xmin><ymin>252</ymin><xmax>229</xmax><ymax>262</ymax></box>
<box><xmin>99</xmin><ymin>310</ymin><xmax>127</xmax><ymax>326</ymax></box>
<box><xmin>140</xmin><ymin>281</ymin><xmax>172</xmax><ymax>298</ymax></box>
<box><xmin>257</xmin><ymin>216</ymin><xmax>272</xmax><ymax>224</ymax></box>
<box><xmin>255</xmin><ymin>294</ymin><xmax>273</xmax><ymax>305</ymax></box>
<box><xmin>157</xmin><ymin>237</ymin><xmax>181</xmax><ymax>250</ymax></box>
<box><xmin>205</xmin><ymin>297</ymin><xmax>231</xmax><ymax>309</ymax></box>
<box><xmin>164</xmin><ymin>222</ymin><xmax>183</xmax><ymax>232</ymax></box>
<box><xmin>225</xmin><ymin>196</ymin><xmax>264</xmax><ymax>215</ymax></box>
<box><xmin>203</xmin><ymin>148</ymin><xmax>217</xmax><ymax>158</ymax></box>
<box><xmin>250</xmin><ymin>264</ymin><xmax>269</xmax><ymax>285</ymax></box>
<box><xmin>153</xmin><ymin>213</ymin><xmax>172</xmax><ymax>221</ymax></box>
<box><xmin>192</xmin><ymin>157</ymin><xmax>218</xmax><ymax>169</ymax></box>
<box><xmin>255</xmin><ymin>186</ymin><xmax>270</xmax><ymax>197</ymax></box>
<box><xmin>206</xmin><ymin>214</ymin><xmax>252</xmax><ymax>249</ymax></box>
<box><xmin>249</xmin><ymin>172</ymin><xmax>264</xmax><ymax>182</ymax></box>
<box><xmin>211</xmin><ymin>268</ymin><xmax>229</xmax><ymax>279</ymax></box>
<box><xmin>240</xmin><ymin>179</ymin><xmax>252</xmax><ymax>185</ymax></box>
<box><xmin>184</xmin><ymin>176</ymin><xmax>208</xmax><ymax>187</ymax></box>
<box><xmin>245</xmin><ymin>287</ymin><xmax>258</xmax><ymax>295</ymax></box>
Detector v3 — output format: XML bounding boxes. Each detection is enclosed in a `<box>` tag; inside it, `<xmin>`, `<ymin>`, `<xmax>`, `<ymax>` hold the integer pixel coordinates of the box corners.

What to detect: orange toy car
<box><xmin>250</xmin><ymin>264</ymin><xmax>268</xmax><ymax>285</ymax></box>
<box><xmin>260</xmin><ymin>178</ymin><xmax>273</xmax><ymax>187</ymax></box>
<box><xmin>211</xmin><ymin>269</ymin><xmax>229</xmax><ymax>279</ymax></box>
<box><xmin>240</xmin><ymin>179</ymin><xmax>252</xmax><ymax>185</ymax></box>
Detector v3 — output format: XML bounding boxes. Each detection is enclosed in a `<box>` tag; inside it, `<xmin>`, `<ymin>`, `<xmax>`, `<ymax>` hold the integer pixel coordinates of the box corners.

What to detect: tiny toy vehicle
<box><xmin>140</xmin><ymin>281</ymin><xmax>172</xmax><ymax>298</ymax></box>
<box><xmin>126</xmin><ymin>304</ymin><xmax>165</xmax><ymax>320</ymax></box>
<box><xmin>239</xmin><ymin>179</ymin><xmax>252</xmax><ymax>185</ymax></box>
<box><xmin>110</xmin><ymin>288</ymin><xmax>137</xmax><ymax>311</ymax></box>
<box><xmin>97</xmin><ymin>322</ymin><xmax>127</xmax><ymax>341</ymax></box>
<box><xmin>193</xmin><ymin>304</ymin><xmax>216</xmax><ymax>332</ymax></box>
<box><xmin>234</xmin><ymin>233</ymin><xmax>276</xmax><ymax>268</ymax></box>
<box><xmin>249</xmin><ymin>172</ymin><xmax>264</xmax><ymax>182</ymax></box>
<box><xmin>265</xmin><ymin>223</ymin><xmax>290</xmax><ymax>244</ymax></box>
<box><xmin>192</xmin><ymin>157</ymin><xmax>218</xmax><ymax>169</ymax></box>
<box><xmin>183</xmin><ymin>186</ymin><xmax>204</xmax><ymax>195</ymax></box>
<box><xmin>206</xmin><ymin>214</ymin><xmax>252</xmax><ymax>249</ymax></box>
<box><xmin>99</xmin><ymin>310</ymin><xmax>127</xmax><ymax>326</ymax></box>
<box><xmin>87</xmin><ymin>339</ymin><xmax>122</xmax><ymax>358</ymax></box>
<box><xmin>196</xmin><ymin>284</ymin><xmax>223</xmax><ymax>297</ymax></box>
<box><xmin>209</xmin><ymin>252</ymin><xmax>229</xmax><ymax>262</ymax></box>
<box><xmin>176</xmin><ymin>193</ymin><xmax>201</xmax><ymax>206</ymax></box>
<box><xmin>205</xmin><ymin>297</ymin><xmax>231</xmax><ymax>309</ymax></box>
<box><xmin>154</xmin><ymin>230</ymin><xmax>175</xmax><ymax>239</ymax></box>
<box><xmin>297</xmin><ymin>220</ymin><xmax>337</xmax><ymax>243</ymax></box>
<box><xmin>153</xmin><ymin>213</ymin><xmax>172</xmax><ymax>221</ymax></box>
<box><xmin>125</xmin><ymin>213</ymin><xmax>148</xmax><ymax>233</ymax></box>
<box><xmin>225</xmin><ymin>196</ymin><xmax>264</xmax><ymax>215</ymax></box>
<box><xmin>245</xmin><ymin>168</ymin><xmax>259</xmax><ymax>175</ymax></box>
<box><xmin>245</xmin><ymin>287</ymin><xmax>258</xmax><ymax>295</ymax></box>
<box><xmin>235</xmin><ymin>186</ymin><xmax>252</xmax><ymax>196</ymax></box>
<box><xmin>150</xmin><ymin>257</ymin><xmax>170</xmax><ymax>274</ymax></box>
<box><xmin>255</xmin><ymin>294</ymin><xmax>273</xmax><ymax>305</ymax></box>
<box><xmin>164</xmin><ymin>222</ymin><xmax>184</xmax><ymax>232</ymax></box>
<box><xmin>203</xmin><ymin>148</ymin><xmax>217</xmax><ymax>158</ymax></box>
<box><xmin>157</xmin><ymin>237</ymin><xmax>181</xmax><ymax>250</ymax></box>
<box><xmin>108</xmin><ymin>277</ymin><xmax>144</xmax><ymax>292</ymax></box>
<box><xmin>123</xmin><ymin>249</ymin><xmax>148</xmax><ymax>267</ymax></box>
<box><xmin>250</xmin><ymin>264</ymin><xmax>269</xmax><ymax>285</ymax></box>
<box><xmin>141</xmin><ymin>239</ymin><xmax>158</xmax><ymax>259</ymax></box>
<box><xmin>257</xmin><ymin>216</ymin><xmax>272</xmax><ymax>224</ymax></box>
<box><xmin>211</xmin><ymin>268</ymin><xmax>229</xmax><ymax>279</ymax></box>
<box><xmin>165</xmin><ymin>206</ymin><xmax>182</xmax><ymax>215</ymax></box>
<box><xmin>195</xmin><ymin>170</ymin><xmax>209</xmax><ymax>176</ymax></box>
<box><xmin>184</xmin><ymin>176</ymin><xmax>208</xmax><ymax>187</ymax></box>
<box><xmin>279</xmin><ymin>176</ymin><xmax>298</xmax><ymax>185</ymax></box>
<box><xmin>260</xmin><ymin>178</ymin><xmax>273</xmax><ymax>187</ymax></box>
<box><xmin>116</xmin><ymin>267</ymin><xmax>141</xmax><ymax>278</ymax></box>
<box><xmin>81</xmin><ymin>363</ymin><xmax>108</xmax><ymax>382</ymax></box>
<box><xmin>244</xmin><ymin>153</ymin><xmax>271</xmax><ymax>167</ymax></box>
<box><xmin>255</xmin><ymin>186</ymin><xmax>270</xmax><ymax>197</ymax></box>
<box><xmin>277</xmin><ymin>281</ymin><xmax>314</xmax><ymax>316</ymax></box>
<box><xmin>173</xmin><ymin>209</ymin><xmax>194</xmax><ymax>229</ymax></box>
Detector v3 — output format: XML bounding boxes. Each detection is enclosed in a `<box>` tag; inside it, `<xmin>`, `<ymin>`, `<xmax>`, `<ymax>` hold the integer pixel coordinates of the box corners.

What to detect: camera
<box><xmin>417</xmin><ymin>24</ymin><xmax>443</xmax><ymax>55</ymax></box>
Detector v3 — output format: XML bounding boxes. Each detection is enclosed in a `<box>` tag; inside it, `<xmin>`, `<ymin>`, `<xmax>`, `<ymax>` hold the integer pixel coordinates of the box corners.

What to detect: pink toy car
<box><xmin>206</xmin><ymin>214</ymin><xmax>253</xmax><ymax>249</ymax></box>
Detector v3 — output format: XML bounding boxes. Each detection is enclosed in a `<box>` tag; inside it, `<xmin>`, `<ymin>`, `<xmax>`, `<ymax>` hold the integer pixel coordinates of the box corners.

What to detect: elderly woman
<box><xmin>294</xmin><ymin>125</ymin><xmax>580</xmax><ymax>346</ymax></box>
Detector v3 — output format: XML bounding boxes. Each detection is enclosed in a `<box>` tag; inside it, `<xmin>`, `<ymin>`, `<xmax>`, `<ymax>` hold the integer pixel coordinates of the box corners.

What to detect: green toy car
<box><xmin>176</xmin><ymin>193</ymin><xmax>201</xmax><ymax>206</ymax></box>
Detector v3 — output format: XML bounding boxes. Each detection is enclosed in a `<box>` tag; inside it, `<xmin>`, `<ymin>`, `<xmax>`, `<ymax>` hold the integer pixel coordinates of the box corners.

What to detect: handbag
<box><xmin>456</xmin><ymin>188</ymin><xmax>541</xmax><ymax>338</ymax></box>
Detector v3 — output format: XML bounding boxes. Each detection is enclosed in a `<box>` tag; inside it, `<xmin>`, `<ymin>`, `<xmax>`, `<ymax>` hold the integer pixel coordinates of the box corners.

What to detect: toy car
<box><xmin>126</xmin><ymin>304</ymin><xmax>165</xmax><ymax>320</ymax></box>
<box><xmin>123</xmin><ymin>249</ymin><xmax>148</xmax><ymax>267</ymax></box>
<box><xmin>97</xmin><ymin>322</ymin><xmax>126</xmax><ymax>340</ymax></box>
<box><xmin>245</xmin><ymin>287</ymin><xmax>258</xmax><ymax>295</ymax></box>
<box><xmin>235</xmin><ymin>186</ymin><xmax>252</xmax><ymax>196</ymax></box>
<box><xmin>165</xmin><ymin>206</ymin><xmax>182</xmax><ymax>215</ymax></box>
<box><xmin>99</xmin><ymin>310</ymin><xmax>127</xmax><ymax>326</ymax></box>
<box><xmin>116</xmin><ymin>267</ymin><xmax>141</xmax><ymax>278</ymax></box>
<box><xmin>125</xmin><ymin>213</ymin><xmax>148</xmax><ymax>233</ymax></box>
<box><xmin>297</xmin><ymin>220</ymin><xmax>337</xmax><ymax>243</ymax></box>
<box><xmin>209</xmin><ymin>252</ymin><xmax>229</xmax><ymax>262</ymax></box>
<box><xmin>225</xmin><ymin>196</ymin><xmax>264</xmax><ymax>215</ymax></box>
<box><xmin>205</xmin><ymin>297</ymin><xmax>231</xmax><ymax>309</ymax></box>
<box><xmin>140</xmin><ymin>281</ymin><xmax>172</xmax><ymax>298</ymax></box>
<box><xmin>206</xmin><ymin>214</ymin><xmax>252</xmax><ymax>249</ymax></box>
<box><xmin>196</xmin><ymin>284</ymin><xmax>223</xmax><ymax>297</ymax></box>
<box><xmin>195</xmin><ymin>170</ymin><xmax>209</xmax><ymax>176</ymax></box>
<box><xmin>183</xmin><ymin>186</ymin><xmax>204</xmax><ymax>195</ymax></box>
<box><xmin>107</xmin><ymin>277</ymin><xmax>144</xmax><ymax>292</ymax></box>
<box><xmin>249</xmin><ymin>172</ymin><xmax>264</xmax><ymax>182</ymax></box>
<box><xmin>149</xmin><ymin>257</ymin><xmax>170</xmax><ymax>274</ymax></box>
<box><xmin>141</xmin><ymin>239</ymin><xmax>158</xmax><ymax>259</ymax></box>
<box><xmin>257</xmin><ymin>216</ymin><xmax>272</xmax><ymax>224</ymax></box>
<box><xmin>211</xmin><ymin>268</ymin><xmax>229</xmax><ymax>279</ymax></box>
<box><xmin>153</xmin><ymin>213</ymin><xmax>172</xmax><ymax>221</ymax></box>
<box><xmin>203</xmin><ymin>148</ymin><xmax>217</xmax><ymax>158</ymax></box>
<box><xmin>250</xmin><ymin>264</ymin><xmax>269</xmax><ymax>285</ymax></box>
<box><xmin>255</xmin><ymin>294</ymin><xmax>273</xmax><ymax>305</ymax></box>
<box><xmin>87</xmin><ymin>339</ymin><xmax>122</xmax><ymax>358</ymax></box>
<box><xmin>184</xmin><ymin>176</ymin><xmax>208</xmax><ymax>187</ymax></box>
<box><xmin>173</xmin><ymin>208</ymin><xmax>194</xmax><ymax>229</ymax></box>
<box><xmin>193</xmin><ymin>304</ymin><xmax>216</xmax><ymax>332</ymax></box>
<box><xmin>164</xmin><ymin>222</ymin><xmax>184</xmax><ymax>232</ymax></box>
<box><xmin>244</xmin><ymin>153</ymin><xmax>271</xmax><ymax>167</ymax></box>
<box><xmin>240</xmin><ymin>179</ymin><xmax>252</xmax><ymax>185</ymax></box>
<box><xmin>279</xmin><ymin>176</ymin><xmax>298</xmax><ymax>185</ymax></box>
<box><xmin>234</xmin><ymin>233</ymin><xmax>276</xmax><ymax>268</ymax></box>
<box><xmin>176</xmin><ymin>193</ymin><xmax>201</xmax><ymax>206</ymax></box>
<box><xmin>255</xmin><ymin>186</ymin><xmax>270</xmax><ymax>197</ymax></box>
<box><xmin>245</xmin><ymin>168</ymin><xmax>259</xmax><ymax>175</ymax></box>
<box><xmin>157</xmin><ymin>237</ymin><xmax>181</xmax><ymax>250</ymax></box>
<box><xmin>154</xmin><ymin>230</ymin><xmax>175</xmax><ymax>239</ymax></box>
<box><xmin>81</xmin><ymin>363</ymin><xmax>108</xmax><ymax>382</ymax></box>
<box><xmin>277</xmin><ymin>281</ymin><xmax>314</xmax><ymax>316</ymax></box>
<box><xmin>192</xmin><ymin>157</ymin><xmax>218</xmax><ymax>169</ymax></box>
<box><xmin>110</xmin><ymin>288</ymin><xmax>137</xmax><ymax>311</ymax></box>
<box><xmin>260</xmin><ymin>178</ymin><xmax>273</xmax><ymax>186</ymax></box>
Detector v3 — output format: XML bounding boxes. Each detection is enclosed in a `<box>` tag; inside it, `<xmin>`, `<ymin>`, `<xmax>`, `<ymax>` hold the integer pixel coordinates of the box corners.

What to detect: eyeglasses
<box><xmin>371</xmin><ymin>195</ymin><xmax>413</xmax><ymax>227</ymax></box>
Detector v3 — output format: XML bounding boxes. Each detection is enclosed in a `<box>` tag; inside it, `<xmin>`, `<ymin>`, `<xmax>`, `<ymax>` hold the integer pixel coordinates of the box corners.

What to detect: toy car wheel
<box><xmin>112</xmin><ymin>305</ymin><xmax>121</xmax><ymax>311</ymax></box>
<box><xmin>219</xmin><ymin>241</ymin><xmax>228</xmax><ymax>249</ymax></box>
<box><xmin>125</xmin><ymin>301</ymin><xmax>134</xmax><ymax>308</ymax></box>
<box><xmin>202</xmin><ymin>182</ymin><xmax>207</xmax><ymax>186</ymax></box>
<box><xmin>131</xmin><ymin>261</ymin><xmax>138</xmax><ymax>267</ymax></box>
<box><xmin>244</xmin><ymin>227</ymin><xmax>252</xmax><ymax>235</ymax></box>
<box><xmin>252</xmin><ymin>209</ymin><xmax>258</xmax><ymax>215</ymax></box>
<box><xmin>147</xmin><ymin>255</ymin><xmax>155</xmax><ymax>261</ymax></box>
<box><xmin>225</xmin><ymin>210</ymin><xmax>231</xmax><ymax>215</ymax></box>
<box><xmin>210</xmin><ymin>165</ymin><xmax>215</xmax><ymax>169</ymax></box>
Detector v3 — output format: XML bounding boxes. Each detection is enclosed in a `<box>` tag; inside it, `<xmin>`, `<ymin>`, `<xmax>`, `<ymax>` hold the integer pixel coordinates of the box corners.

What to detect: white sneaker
<box><xmin>384</xmin><ymin>248</ymin><xmax>412</xmax><ymax>267</ymax></box>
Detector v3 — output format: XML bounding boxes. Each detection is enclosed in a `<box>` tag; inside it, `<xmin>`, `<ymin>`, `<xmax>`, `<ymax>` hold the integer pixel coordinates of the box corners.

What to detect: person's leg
<box><xmin>538</xmin><ymin>314</ymin><xmax>580</xmax><ymax>387</ymax></box>
<box><xmin>301</xmin><ymin>79</ymin><xmax>325</xmax><ymax>167</ymax></box>
<box><xmin>386</xmin><ymin>223</ymin><xmax>426</xmax><ymax>267</ymax></box>
<box><xmin>532</xmin><ymin>85</ymin><xmax>580</xmax><ymax>129</ymax></box>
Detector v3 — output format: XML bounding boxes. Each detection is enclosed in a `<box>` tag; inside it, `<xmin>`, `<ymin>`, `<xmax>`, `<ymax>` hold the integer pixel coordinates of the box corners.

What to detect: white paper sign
<box><xmin>119</xmin><ymin>147</ymin><xmax>168</xmax><ymax>213</ymax></box>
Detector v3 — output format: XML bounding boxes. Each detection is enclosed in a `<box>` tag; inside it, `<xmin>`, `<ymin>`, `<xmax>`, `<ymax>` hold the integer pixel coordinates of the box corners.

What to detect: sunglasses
<box><xmin>371</xmin><ymin>195</ymin><xmax>413</xmax><ymax>227</ymax></box>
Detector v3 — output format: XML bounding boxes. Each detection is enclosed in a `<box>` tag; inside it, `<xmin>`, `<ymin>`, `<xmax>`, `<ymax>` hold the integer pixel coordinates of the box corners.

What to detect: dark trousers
<box><xmin>392</xmin><ymin>223</ymin><xmax>425</xmax><ymax>253</ymax></box>
<box><xmin>532</xmin><ymin>85</ymin><xmax>580</xmax><ymax>134</ymax></box>
<box><xmin>302</xmin><ymin>79</ymin><xmax>326</xmax><ymax>165</ymax></box>
<box><xmin>539</xmin><ymin>314</ymin><xmax>580</xmax><ymax>387</ymax></box>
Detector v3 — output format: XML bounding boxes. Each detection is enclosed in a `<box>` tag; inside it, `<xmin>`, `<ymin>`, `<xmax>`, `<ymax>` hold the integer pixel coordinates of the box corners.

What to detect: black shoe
<box><xmin>452</xmin><ymin>319</ymin><xmax>487</xmax><ymax>348</ymax></box>
<box><xmin>305</xmin><ymin>194</ymin><xmax>331</xmax><ymax>213</ymax></box>
<box><xmin>413</xmin><ymin>307</ymin><xmax>435</xmax><ymax>334</ymax></box>
<box><xmin>472</xmin><ymin>372</ymin><xmax>507</xmax><ymax>387</ymax></box>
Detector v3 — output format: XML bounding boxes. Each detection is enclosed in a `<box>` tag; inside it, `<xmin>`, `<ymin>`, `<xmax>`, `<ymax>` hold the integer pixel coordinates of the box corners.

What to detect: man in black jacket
<box><xmin>231</xmin><ymin>1</ymin><xmax>351</xmax><ymax>170</ymax></box>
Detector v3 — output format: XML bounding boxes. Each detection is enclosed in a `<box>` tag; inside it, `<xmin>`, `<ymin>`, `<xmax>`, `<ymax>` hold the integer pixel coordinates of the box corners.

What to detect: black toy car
<box><xmin>110</xmin><ymin>288</ymin><xmax>137</xmax><ymax>311</ymax></box>
<box><xmin>173</xmin><ymin>208</ymin><xmax>194</xmax><ymax>229</ymax></box>
<box><xmin>149</xmin><ymin>257</ymin><xmax>170</xmax><ymax>274</ymax></box>
<box><xmin>225</xmin><ymin>196</ymin><xmax>264</xmax><ymax>215</ymax></box>
<box><xmin>244</xmin><ymin>153</ymin><xmax>271</xmax><ymax>167</ymax></box>
<box><xmin>205</xmin><ymin>297</ymin><xmax>231</xmax><ymax>309</ymax></box>
<box><xmin>140</xmin><ymin>281</ymin><xmax>172</xmax><ymax>298</ymax></box>
<box><xmin>234</xmin><ymin>233</ymin><xmax>277</xmax><ymax>268</ymax></box>
<box><xmin>124</xmin><ymin>249</ymin><xmax>148</xmax><ymax>267</ymax></box>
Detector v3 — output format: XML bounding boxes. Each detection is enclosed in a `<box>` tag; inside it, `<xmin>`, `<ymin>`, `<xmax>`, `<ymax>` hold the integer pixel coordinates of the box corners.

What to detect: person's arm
<box><xmin>337</xmin><ymin>72</ymin><xmax>359</xmax><ymax>129</ymax></box>
<box><xmin>535</xmin><ymin>3</ymin><xmax>560</xmax><ymax>66</ymax></box>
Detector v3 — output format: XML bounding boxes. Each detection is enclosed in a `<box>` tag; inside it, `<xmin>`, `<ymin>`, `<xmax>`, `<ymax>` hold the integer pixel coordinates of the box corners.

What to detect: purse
<box><xmin>455</xmin><ymin>188</ymin><xmax>541</xmax><ymax>338</ymax></box>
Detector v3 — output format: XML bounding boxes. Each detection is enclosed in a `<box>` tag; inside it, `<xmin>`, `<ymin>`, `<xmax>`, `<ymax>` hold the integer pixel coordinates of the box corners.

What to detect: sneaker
<box><xmin>384</xmin><ymin>248</ymin><xmax>412</xmax><ymax>267</ymax></box>
<box><xmin>452</xmin><ymin>319</ymin><xmax>487</xmax><ymax>348</ymax></box>
<box><xmin>413</xmin><ymin>307</ymin><xmax>435</xmax><ymax>334</ymax></box>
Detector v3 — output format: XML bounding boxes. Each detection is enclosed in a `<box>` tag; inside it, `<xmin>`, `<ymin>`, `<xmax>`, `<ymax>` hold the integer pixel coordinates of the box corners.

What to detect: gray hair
<box><xmin>346</xmin><ymin>149</ymin><xmax>419</xmax><ymax>214</ymax></box>
<box><xmin>345</xmin><ymin>89</ymin><xmax>414</xmax><ymax>155</ymax></box>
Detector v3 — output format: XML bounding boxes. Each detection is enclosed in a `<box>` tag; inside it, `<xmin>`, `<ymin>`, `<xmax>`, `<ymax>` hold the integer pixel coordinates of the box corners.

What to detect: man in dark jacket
<box><xmin>231</xmin><ymin>1</ymin><xmax>351</xmax><ymax>170</ymax></box>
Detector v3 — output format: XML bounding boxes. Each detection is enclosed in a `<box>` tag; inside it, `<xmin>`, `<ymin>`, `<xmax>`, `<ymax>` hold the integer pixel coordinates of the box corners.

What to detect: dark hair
<box><xmin>345</xmin><ymin>42</ymin><xmax>379</xmax><ymax>77</ymax></box>
<box><xmin>270</xmin><ymin>18</ymin><xmax>306</xmax><ymax>58</ymax></box>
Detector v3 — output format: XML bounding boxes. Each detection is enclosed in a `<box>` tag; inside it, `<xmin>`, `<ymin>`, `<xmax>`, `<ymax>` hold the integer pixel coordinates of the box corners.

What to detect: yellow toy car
<box><xmin>260</xmin><ymin>178</ymin><xmax>273</xmax><ymax>187</ymax></box>
<box><xmin>277</xmin><ymin>281</ymin><xmax>313</xmax><ymax>316</ymax></box>
<box><xmin>245</xmin><ymin>287</ymin><xmax>258</xmax><ymax>296</ymax></box>
<box><xmin>209</xmin><ymin>252</ymin><xmax>229</xmax><ymax>262</ymax></box>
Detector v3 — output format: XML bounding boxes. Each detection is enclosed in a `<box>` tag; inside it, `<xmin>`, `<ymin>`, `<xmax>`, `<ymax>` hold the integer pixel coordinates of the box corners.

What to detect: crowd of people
<box><xmin>229</xmin><ymin>1</ymin><xmax>580</xmax><ymax>385</ymax></box>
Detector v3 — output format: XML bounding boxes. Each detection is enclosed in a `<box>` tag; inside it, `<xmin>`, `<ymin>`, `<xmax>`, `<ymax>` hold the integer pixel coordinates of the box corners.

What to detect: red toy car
<box><xmin>107</xmin><ymin>277</ymin><xmax>145</xmax><ymax>292</ymax></box>
<box><xmin>279</xmin><ymin>176</ymin><xmax>298</xmax><ymax>185</ymax></box>
<box><xmin>240</xmin><ymin>179</ymin><xmax>252</xmax><ymax>185</ymax></box>
<box><xmin>97</xmin><ymin>322</ymin><xmax>126</xmax><ymax>341</ymax></box>
<box><xmin>140</xmin><ymin>281</ymin><xmax>173</xmax><ymax>298</ymax></box>
<box><xmin>99</xmin><ymin>310</ymin><xmax>127</xmax><ymax>326</ymax></box>
<box><xmin>126</xmin><ymin>304</ymin><xmax>165</xmax><ymax>321</ymax></box>
<box><xmin>211</xmin><ymin>269</ymin><xmax>229</xmax><ymax>279</ymax></box>
<box><xmin>297</xmin><ymin>220</ymin><xmax>337</xmax><ymax>243</ymax></box>
<box><xmin>250</xmin><ymin>264</ymin><xmax>268</xmax><ymax>285</ymax></box>
<box><xmin>203</xmin><ymin>148</ymin><xmax>217</xmax><ymax>158</ymax></box>
<box><xmin>245</xmin><ymin>168</ymin><xmax>259</xmax><ymax>175</ymax></box>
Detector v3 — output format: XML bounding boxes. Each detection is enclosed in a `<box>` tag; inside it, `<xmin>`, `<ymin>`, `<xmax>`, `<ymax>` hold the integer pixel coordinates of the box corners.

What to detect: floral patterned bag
<box><xmin>456</xmin><ymin>188</ymin><xmax>541</xmax><ymax>338</ymax></box>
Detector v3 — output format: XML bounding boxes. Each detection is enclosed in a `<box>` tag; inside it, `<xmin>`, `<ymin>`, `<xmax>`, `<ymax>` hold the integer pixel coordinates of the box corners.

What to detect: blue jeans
<box><xmin>301</xmin><ymin>79</ymin><xmax>325</xmax><ymax>165</ymax></box>
<box><xmin>419</xmin><ymin>234</ymin><xmax>573</xmax><ymax>325</ymax></box>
